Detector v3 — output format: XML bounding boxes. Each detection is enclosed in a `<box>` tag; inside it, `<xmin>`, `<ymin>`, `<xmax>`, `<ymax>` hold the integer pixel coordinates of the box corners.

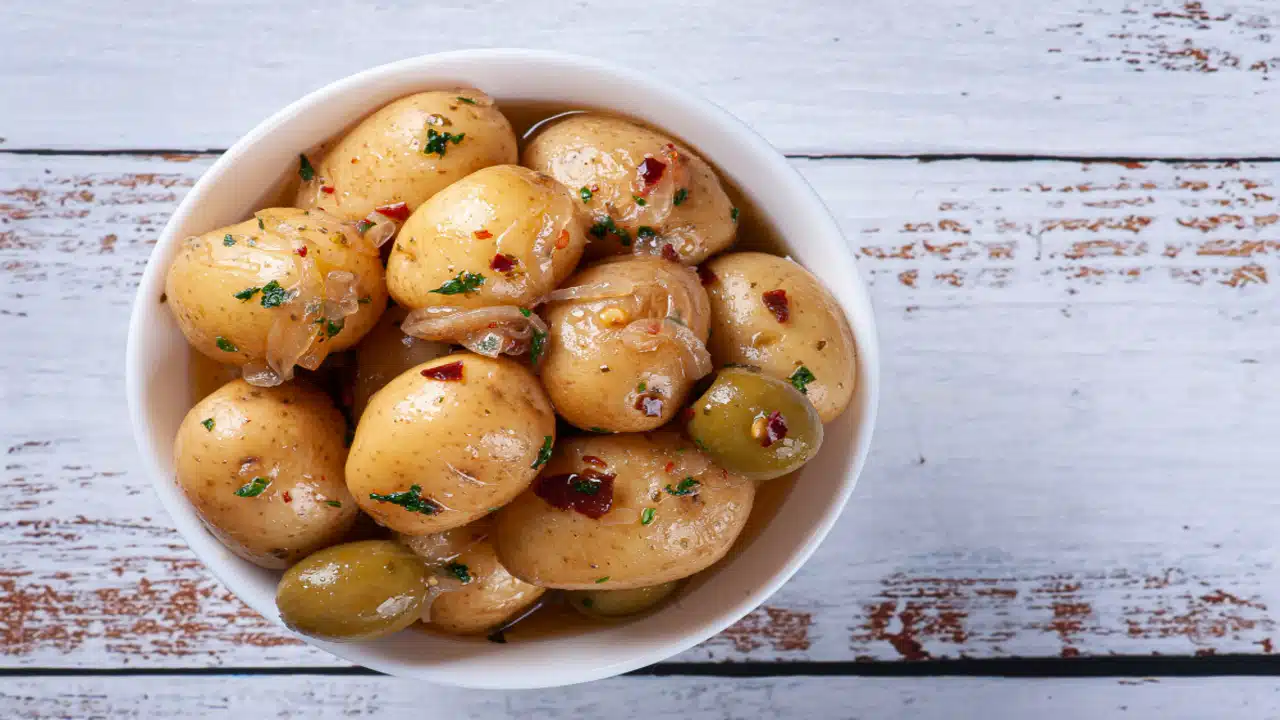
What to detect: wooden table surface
<box><xmin>4</xmin><ymin>0</ymin><xmax>1280</xmax><ymax>716</ymax></box>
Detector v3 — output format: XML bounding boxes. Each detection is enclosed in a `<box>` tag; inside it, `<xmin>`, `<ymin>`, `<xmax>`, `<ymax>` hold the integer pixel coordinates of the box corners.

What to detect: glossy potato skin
<box><xmin>346</xmin><ymin>353</ymin><xmax>556</xmax><ymax>535</ymax></box>
<box><xmin>164</xmin><ymin>207</ymin><xmax>387</xmax><ymax>365</ymax></box>
<box><xmin>387</xmin><ymin>165</ymin><xmax>588</xmax><ymax>309</ymax></box>
<box><xmin>567</xmin><ymin>581</ymin><xmax>680</xmax><ymax>619</ymax></box>
<box><xmin>276</xmin><ymin>540</ymin><xmax>428</xmax><ymax>641</ymax></box>
<box><xmin>703</xmin><ymin>252</ymin><xmax>856</xmax><ymax>422</ymax></box>
<box><xmin>522</xmin><ymin>114</ymin><xmax>736</xmax><ymax>265</ymax></box>
<box><xmin>352</xmin><ymin>305</ymin><xmax>451</xmax><ymax>420</ymax></box>
<box><xmin>409</xmin><ymin>518</ymin><xmax>546</xmax><ymax>635</ymax></box>
<box><xmin>296</xmin><ymin>90</ymin><xmax>518</xmax><ymax>222</ymax></box>
<box><xmin>541</xmin><ymin>257</ymin><xmax>711</xmax><ymax>432</ymax></box>
<box><xmin>173</xmin><ymin>379</ymin><xmax>358</xmax><ymax>569</ymax></box>
<box><xmin>494</xmin><ymin>433</ymin><xmax>754</xmax><ymax>590</ymax></box>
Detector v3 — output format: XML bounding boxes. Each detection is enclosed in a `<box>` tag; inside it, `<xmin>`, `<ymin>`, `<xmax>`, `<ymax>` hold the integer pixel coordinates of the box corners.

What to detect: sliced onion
<box><xmin>617</xmin><ymin>317</ymin><xmax>712</xmax><ymax>382</ymax></box>
<box><xmin>540</xmin><ymin>278</ymin><xmax>637</xmax><ymax>305</ymax></box>
<box><xmin>359</xmin><ymin>212</ymin><xmax>398</xmax><ymax>249</ymax></box>
<box><xmin>401</xmin><ymin>305</ymin><xmax>548</xmax><ymax>359</ymax></box>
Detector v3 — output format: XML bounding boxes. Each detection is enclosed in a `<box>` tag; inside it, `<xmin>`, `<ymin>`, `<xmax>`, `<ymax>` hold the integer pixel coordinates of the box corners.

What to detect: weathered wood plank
<box><xmin>2</xmin><ymin>0</ymin><xmax>1279</xmax><ymax>155</ymax></box>
<box><xmin>5</xmin><ymin>675</ymin><xmax>1280</xmax><ymax>718</ymax></box>
<box><xmin>2</xmin><ymin>155</ymin><xmax>1278</xmax><ymax>668</ymax></box>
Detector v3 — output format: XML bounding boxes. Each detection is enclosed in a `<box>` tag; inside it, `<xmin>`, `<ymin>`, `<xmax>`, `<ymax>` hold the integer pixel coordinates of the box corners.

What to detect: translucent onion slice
<box><xmin>539</xmin><ymin>278</ymin><xmax>638</xmax><ymax>306</ymax></box>
<box><xmin>242</xmin><ymin>265</ymin><xmax>364</xmax><ymax>387</ymax></box>
<box><xmin>401</xmin><ymin>305</ymin><xmax>548</xmax><ymax>359</ymax></box>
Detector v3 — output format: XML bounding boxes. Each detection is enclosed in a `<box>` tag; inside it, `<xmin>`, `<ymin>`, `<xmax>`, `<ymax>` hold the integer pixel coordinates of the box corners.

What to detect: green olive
<box><xmin>567</xmin><ymin>581</ymin><xmax>681</xmax><ymax>619</ymax></box>
<box><xmin>276</xmin><ymin>539</ymin><xmax>428</xmax><ymax>641</ymax></box>
<box><xmin>686</xmin><ymin>367</ymin><xmax>824</xmax><ymax>481</ymax></box>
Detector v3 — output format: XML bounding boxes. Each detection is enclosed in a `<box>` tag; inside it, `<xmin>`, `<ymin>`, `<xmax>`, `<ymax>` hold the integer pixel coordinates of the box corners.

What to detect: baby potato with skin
<box><xmin>494</xmin><ymin>433</ymin><xmax>754</xmax><ymax>590</ymax></box>
<box><xmin>296</xmin><ymin>89</ymin><xmax>518</xmax><ymax>222</ymax></box>
<box><xmin>173</xmin><ymin>379</ymin><xmax>358</xmax><ymax>569</ymax></box>
<box><xmin>541</xmin><ymin>256</ymin><xmax>712</xmax><ymax>432</ymax></box>
<box><xmin>522</xmin><ymin>114</ymin><xmax>737</xmax><ymax>265</ymax></box>
<box><xmin>401</xmin><ymin>518</ymin><xmax>546</xmax><ymax>635</ymax></box>
<box><xmin>346</xmin><ymin>353</ymin><xmax>556</xmax><ymax>536</ymax></box>
<box><xmin>352</xmin><ymin>305</ymin><xmax>451</xmax><ymax>420</ymax></box>
<box><xmin>164</xmin><ymin>207</ymin><xmax>387</xmax><ymax>367</ymax></box>
<box><xmin>703</xmin><ymin>252</ymin><xmax>857</xmax><ymax>422</ymax></box>
<box><xmin>387</xmin><ymin>165</ymin><xmax>588</xmax><ymax>310</ymax></box>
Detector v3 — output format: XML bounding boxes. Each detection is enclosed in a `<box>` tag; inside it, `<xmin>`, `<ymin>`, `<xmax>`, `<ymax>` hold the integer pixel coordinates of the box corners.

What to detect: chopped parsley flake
<box><xmin>215</xmin><ymin>336</ymin><xmax>238</xmax><ymax>352</ymax></box>
<box><xmin>324</xmin><ymin>318</ymin><xmax>344</xmax><ymax>338</ymax></box>
<box><xmin>529</xmin><ymin>328</ymin><xmax>547</xmax><ymax>364</ymax></box>
<box><xmin>595</xmin><ymin>576</ymin><xmax>610</xmax><ymax>584</ymax></box>
<box><xmin>355</xmin><ymin>219</ymin><xmax>375</xmax><ymax>235</ymax></box>
<box><xmin>424</xmin><ymin>129</ymin><xmax>465</xmax><ymax>157</ymax></box>
<box><xmin>589</xmin><ymin>427</ymin><xmax>609</xmax><ymax>434</ymax></box>
<box><xmin>446</xmin><ymin>561</ymin><xmax>473</xmax><ymax>584</ymax></box>
<box><xmin>357</xmin><ymin>295</ymin><xmax>372</xmax><ymax>304</ymax></box>
<box><xmin>368</xmin><ymin>484</ymin><xmax>439</xmax><ymax>515</ymax></box>
<box><xmin>429</xmin><ymin>271</ymin><xmax>485</xmax><ymax>295</ymax></box>
<box><xmin>223</xmin><ymin>234</ymin><xmax>236</xmax><ymax>247</ymax></box>
<box><xmin>456</xmin><ymin>96</ymin><xmax>477</xmax><ymax>105</ymax></box>
<box><xmin>325</xmin><ymin>500</ymin><xmax>342</xmax><ymax>508</ymax></box>
<box><xmin>579</xmin><ymin>187</ymin><xmax>593</xmax><ymax>202</ymax></box>
<box><xmin>200</xmin><ymin>418</ymin><xmax>215</xmax><ymax>432</ymax></box>
<box><xmin>789</xmin><ymin>366</ymin><xmax>817</xmax><ymax>394</ymax></box>
<box><xmin>637</xmin><ymin>226</ymin><xmax>658</xmax><ymax>240</ymax></box>
<box><xmin>531</xmin><ymin>436</ymin><xmax>553</xmax><ymax>470</ymax></box>
<box><xmin>673</xmin><ymin>188</ymin><xmax>688</xmax><ymax>206</ymax></box>
<box><xmin>257</xmin><ymin>218</ymin><xmax>266</xmax><ymax>230</ymax></box>
<box><xmin>233</xmin><ymin>286</ymin><xmax>260</xmax><ymax>301</ymax></box>
<box><xmin>637</xmin><ymin>381</ymin><xmax>647</xmax><ymax>392</ymax></box>
<box><xmin>298</xmin><ymin>154</ymin><xmax>315</xmax><ymax>182</ymax></box>
<box><xmin>519</xmin><ymin>307</ymin><xmax>532</xmax><ymax>317</ymax></box>
<box><xmin>589</xmin><ymin>216</ymin><xmax>631</xmax><ymax>246</ymax></box>
<box><xmin>731</xmin><ymin>207</ymin><xmax>740</xmax><ymax>221</ymax></box>
<box><xmin>633</xmin><ymin>195</ymin><xmax>647</xmax><ymax>207</ymax></box>
<box><xmin>640</xmin><ymin>507</ymin><xmax>656</xmax><ymax>526</ymax></box>
<box><xmin>582</xmin><ymin>597</ymin><xmax>594</xmax><ymax>608</ymax></box>
<box><xmin>664</xmin><ymin>477</ymin><xmax>700</xmax><ymax>496</ymax></box>
<box><xmin>234</xmin><ymin>476</ymin><xmax>270</xmax><ymax>497</ymax></box>
<box><xmin>259</xmin><ymin>280</ymin><xmax>289</xmax><ymax>308</ymax></box>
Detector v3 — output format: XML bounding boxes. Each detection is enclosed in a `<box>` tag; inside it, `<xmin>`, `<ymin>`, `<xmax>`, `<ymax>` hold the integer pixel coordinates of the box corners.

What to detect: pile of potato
<box><xmin>167</xmin><ymin>88</ymin><xmax>856</xmax><ymax>642</ymax></box>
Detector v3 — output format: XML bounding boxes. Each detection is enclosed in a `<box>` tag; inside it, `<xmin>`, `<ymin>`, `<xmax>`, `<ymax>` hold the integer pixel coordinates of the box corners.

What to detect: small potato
<box><xmin>523</xmin><ymin>114</ymin><xmax>736</xmax><ymax>265</ymax></box>
<box><xmin>276</xmin><ymin>540</ymin><xmax>428</xmax><ymax>641</ymax></box>
<box><xmin>346</xmin><ymin>353</ymin><xmax>556</xmax><ymax>535</ymax></box>
<box><xmin>541</xmin><ymin>257</ymin><xmax>711</xmax><ymax>432</ymax></box>
<box><xmin>296</xmin><ymin>89</ymin><xmax>517</xmax><ymax>222</ymax></box>
<box><xmin>352</xmin><ymin>305</ymin><xmax>451</xmax><ymax>419</ymax></box>
<box><xmin>401</xmin><ymin>518</ymin><xmax>545</xmax><ymax>635</ymax></box>
<box><xmin>567</xmin><ymin>581</ymin><xmax>680</xmax><ymax>619</ymax></box>
<box><xmin>387</xmin><ymin>165</ymin><xmax>588</xmax><ymax>310</ymax></box>
<box><xmin>703</xmin><ymin>252</ymin><xmax>856</xmax><ymax>422</ymax></box>
<box><xmin>173</xmin><ymin>379</ymin><xmax>358</xmax><ymax>569</ymax></box>
<box><xmin>494</xmin><ymin>433</ymin><xmax>754</xmax><ymax>590</ymax></box>
<box><xmin>164</xmin><ymin>207</ymin><xmax>387</xmax><ymax>373</ymax></box>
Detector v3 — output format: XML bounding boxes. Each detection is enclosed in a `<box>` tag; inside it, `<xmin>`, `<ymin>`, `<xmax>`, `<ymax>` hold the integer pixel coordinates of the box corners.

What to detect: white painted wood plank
<box><xmin>2</xmin><ymin>155</ymin><xmax>1279</xmax><ymax>668</ymax></box>
<box><xmin>3</xmin><ymin>0</ymin><xmax>1279</xmax><ymax>155</ymax></box>
<box><xmin>5</xmin><ymin>675</ymin><xmax>1280</xmax><ymax>719</ymax></box>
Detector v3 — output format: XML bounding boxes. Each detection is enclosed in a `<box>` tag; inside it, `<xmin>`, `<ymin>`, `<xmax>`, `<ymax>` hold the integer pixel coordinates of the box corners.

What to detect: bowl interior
<box><xmin>126</xmin><ymin>49</ymin><xmax>879</xmax><ymax>689</ymax></box>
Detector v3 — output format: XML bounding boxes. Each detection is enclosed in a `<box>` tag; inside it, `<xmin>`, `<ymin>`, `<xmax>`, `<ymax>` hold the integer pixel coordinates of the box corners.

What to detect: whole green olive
<box><xmin>276</xmin><ymin>539</ymin><xmax>428</xmax><ymax>641</ymax></box>
<box><xmin>685</xmin><ymin>367</ymin><xmax>824</xmax><ymax>481</ymax></box>
<box><xmin>567</xmin><ymin>581</ymin><xmax>681</xmax><ymax>619</ymax></box>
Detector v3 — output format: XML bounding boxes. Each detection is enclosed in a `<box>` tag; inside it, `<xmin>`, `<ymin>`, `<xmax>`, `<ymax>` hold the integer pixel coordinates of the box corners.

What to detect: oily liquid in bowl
<box><xmin>184</xmin><ymin>97</ymin><xmax>803</xmax><ymax>643</ymax></box>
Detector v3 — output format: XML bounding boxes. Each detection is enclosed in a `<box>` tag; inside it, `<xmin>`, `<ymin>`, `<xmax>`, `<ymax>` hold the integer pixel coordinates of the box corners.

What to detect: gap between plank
<box><xmin>4</xmin><ymin>656</ymin><xmax>1280</xmax><ymax>679</ymax></box>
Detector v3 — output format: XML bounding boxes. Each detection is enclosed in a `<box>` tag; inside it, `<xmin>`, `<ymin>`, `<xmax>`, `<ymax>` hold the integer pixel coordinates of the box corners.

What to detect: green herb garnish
<box><xmin>664</xmin><ymin>477</ymin><xmax>700</xmax><ymax>496</ymax></box>
<box><xmin>234</xmin><ymin>476</ymin><xmax>270</xmax><ymax>497</ymax></box>
<box><xmin>789</xmin><ymin>366</ymin><xmax>816</xmax><ymax>394</ymax></box>
<box><xmin>368</xmin><ymin>484</ymin><xmax>439</xmax><ymax>515</ymax></box>
<box><xmin>519</xmin><ymin>307</ymin><xmax>532</xmax><ymax>317</ymax></box>
<box><xmin>589</xmin><ymin>427</ymin><xmax>609</xmax><ymax>434</ymax></box>
<box><xmin>325</xmin><ymin>318</ymin><xmax>344</xmax><ymax>338</ymax></box>
<box><xmin>200</xmin><ymin>418</ymin><xmax>215</xmax><ymax>432</ymax></box>
<box><xmin>579</xmin><ymin>187</ymin><xmax>593</xmax><ymax>202</ymax></box>
<box><xmin>640</xmin><ymin>507</ymin><xmax>656</xmax><ymax>526</ymax></box>
<box><xmin>673</xmin><ymin>188</ymin><xmax>688</xmax><ymax>206</ymax></box>
<box><xmin>223</xmin><ymin>234</ymin><xmax>236</xmax><ymax>247</ymax></box>
<box><xmin>637</xmin><ymin>226</ymin><xmax>658</xmax><ymax>240</ymax></box>
<box><xmin>456</xmin><ymin>96</ymin><xmax>477</xmax><ymax>105</ymax></box>
<box><xmin>530</xmin><ymin>329</ymin><xmax>547</xmax><ymax>364</ymax></box>
<box><xmin>531</xmin><ymin>436</ymin><xmax>553</xmax><ymax>469</ymax></box>
<box><xmin>233</xmin><ymin>286</ymin><xmax>260</xmax><ymax>301</ymax></box>
<box><xmin>595</xmin><ymin>576</ymin><xmax>610</xmax><ymax>584</ymax></box>
<box><xmin>730</xmin><ymin>207</ymin><xmax>740</xmax><ymax>221</ymax></box>
<box><xmin>355</xmin><ymin>219</ymin><xmax>375</xmax><ymax>235</ymax></box>
<box><xmin>446</xmin><ymin>561</ymin><xmax>473</xmax><ymax>584</ymax></box>
<box><xmin>572</xmin><ymin>478</ymin><xmax>601</xmax><ymax>494</ymax></box>
<box><xmin>637</xmin><ymin>381</ymin><xmax>647</xmax><ymax>392</ymax></box>
<box><xmin>582</xmin><ymin>597</ymin><xmax>594</xmax><ymax>608</ymax></box>
<box><xmin>325</xmin><ymin>500</ymin><xmax>342</xmax><ymax>508</ymax></box>
<box><xmin>633</xmin><ymin>196</ymin><xmax>647</xmax><ymax>207</ymax></box>
<box><xmin>424</xmin><ymin>129</ymin><xmax>465</xmax><ymax>157</ymax></box>
<box><xmin>215</xmin><ymin>336</ymin><xmax>238</xmax><ymax>352</ymax></box>
<box><xmin>429</xmin><ymin>271</ymin><xmax>485</xmax><ymax>295</ymax></box>
<box><xmin>259</xmin><ymin>280</ymin><xmax>289</xmax><ymax>308</ymax></box>
<box><xmin>257</xmin><ymin>217</ymin><xmax>266</xmax><ymax>230</ymax></box>
<box><xmin>589</xmin><ymin>216</ymin><xmax>631</xmax><ymax>246</ymax></box>
<box><xmin>357</xmin><ymin>296</ymin><xmax>372</xmax><ymax>305</ymax></box>
<box><xmin>299</xmin><ymin>154</ymin><xmax>315</xmax><ymax>182</ymax></box>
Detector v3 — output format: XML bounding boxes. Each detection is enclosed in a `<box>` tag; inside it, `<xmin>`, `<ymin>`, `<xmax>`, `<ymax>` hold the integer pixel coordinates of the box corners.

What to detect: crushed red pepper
<box><xmin>638</xmin><ymin>157</ymin><xmax>666</xmax><ymax>188</ymax></box>
<box><xmin>762</xmin><ymin>289</ymin><xmax>790</xmax><ymax>323</ymax></box>
<box><xmin>698</xmin><ymin>266</ymin><xmax>718</xmax><ymax>285</ymax></box>
<box><xmin>556</xmin><ymin>229</ymin><xmax>571</xmax><ymax>249</ymax></box>
<box><xmin>490</xmin><ymin>253</ymin><xmax>516</xmax><ymax>273</ymax></box>
<box><xmin>660</xmin><ymin>244</ymin><xmax>680</xmax><ymax>262</ymax></box>
<box><xmin>762</xmin><ymin>411</ymin><xmax>788</xmax><ymax>447</ymax></box>
<box><xmin>296</xmin><ymin>246</ymin><xmax>308</xmax><ymax>258</ymax></box>
<box><xmin>282</xmin><ymin>490</ymin><xmax>293</xmax><ymax>503</ymax></box>
<box><xmin>375</xmin><ymin>202</ymin><xmax>411</xmax><ymax>222</ymax></box>
<box><xmin>320</xmin><ymin>186</ymin><xmax>335</xmax><ymax>194</ymax></box>
<box><xmin>422</xmin><ymin>361</ymin><xmax>465</xmax><ymax>382</ymax></box>
<box><xmin>581</xmin><ymin>455</ymin><xmax>608</xmax><ymax>468</ymax></box>
<box><xmin>535</xmin><ymin>470</ymin><xmax>615</xmax><ymax>518</ymax></box>
<box><xmin>474</xmin><ymin>229</ymin><xmax>493</xmax><ymax>240</ymax></box>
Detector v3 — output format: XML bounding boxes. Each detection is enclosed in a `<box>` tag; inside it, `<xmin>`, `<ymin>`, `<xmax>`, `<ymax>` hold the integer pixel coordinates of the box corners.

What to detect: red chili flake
<box><xmin>762</xmin><ymin>411</ymin><xmax>788</xmax><ymax>448</ymax></box>
<box><xmin>282</xmin><ymin>490</ymin><xmax>293</xmax><ymax>503</ymax></box>
<box><xmin>635</xmin><ymin>394</ymin><xmax>664</xmax><ymax>417</ymax></box>
<box><xmin>556</xmin><ymin>229</ymin><xmax>570</xmax><ymax>250</ymax></box>
<box><xmin>762</xmin><ymin>289</ymin><xmax>790</xmax><ymax>323</ymax></box>
<box><xmin>422</xmin><ymin>360</ymin><xmax>464</xmax><ymax>382</ymax></box>
<box><xmin>638</xmin><ymin>157</ymin><xmax>667</xmax><ymax>187</ymax></box>
<box><xmin>582</xmin><ymin>455</ymin><xmax>608</xmax><ymax>468</ymax></box>
<box><xmin>320</xmin><ymin>185</ymin><xmax>335</xmax><ymax>194</ymax></box>
<box><xmin>296</xmin><ymin>246</ymin><xmax>308</xmax><ymax>258</ymax></box>
<box><xmin>490</xmin><ymin>253</ymin><xmax>516</xmax><ymax>273</ymax></box>
<box><xmin>534</xmin><ymin>470</ymin><xmax>615</xmax><ymax>519</ymax></box>
<box><xmin>663</xmin><ymin>461</ymin><xmax>676</xmax><ymax>473</ymax></box>
<box><xmin>474</xmin><ymin>229</ymin><xmax>493</xmax><ymax>240</ymax></box>
<box><xmin>698</xmin><ymin>266</ymin><xmax>718</xmax><ymax>285</ymax></box>
<box><xmin>375</xmin><ymin>202</ymin><xmax>411</xmax><ymax>222</ymax></box>
<box><xmin>660</xmin><ymin>244</ymin><xmax>680</xmax><ymax>262</ymax></box>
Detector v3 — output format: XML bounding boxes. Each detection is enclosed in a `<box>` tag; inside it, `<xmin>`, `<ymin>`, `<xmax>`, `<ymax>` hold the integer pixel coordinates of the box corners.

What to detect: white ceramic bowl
<box><xmin>125</xmin><ymin>49</ymin><xmax>879</xmax><ymax>689</ymax></box>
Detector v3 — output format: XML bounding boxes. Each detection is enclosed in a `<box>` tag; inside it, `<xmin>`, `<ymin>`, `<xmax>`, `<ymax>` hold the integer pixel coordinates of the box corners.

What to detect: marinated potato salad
<box><xmin>166</xmin><ymin>88</ymin><xmax>857</xmax><ymax>643</ymax></box>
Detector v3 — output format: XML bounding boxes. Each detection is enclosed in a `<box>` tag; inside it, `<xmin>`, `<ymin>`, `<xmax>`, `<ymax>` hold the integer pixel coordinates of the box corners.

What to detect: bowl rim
<box><xmin>125</xmin><ymin>47</ymin><xmax>880</xmax><ymax>688</ymax></box>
